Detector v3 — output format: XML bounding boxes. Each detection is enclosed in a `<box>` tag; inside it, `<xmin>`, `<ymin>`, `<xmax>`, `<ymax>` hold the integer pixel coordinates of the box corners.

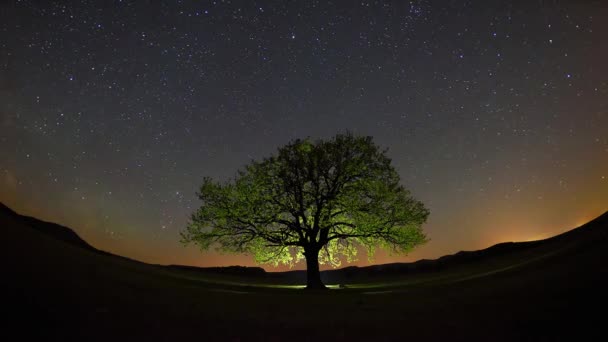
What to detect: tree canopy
<box><xmin>181</xmin><ymin>133</ymin><xmax>429</xmax><ymax>288</ymax></box>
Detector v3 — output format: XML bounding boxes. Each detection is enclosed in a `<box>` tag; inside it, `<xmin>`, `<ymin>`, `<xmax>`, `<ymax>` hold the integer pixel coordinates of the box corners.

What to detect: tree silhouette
<box><xmin>181</xmin><ymin>133</ymin><xmax>429</xmax><ymax>289</ymax></box>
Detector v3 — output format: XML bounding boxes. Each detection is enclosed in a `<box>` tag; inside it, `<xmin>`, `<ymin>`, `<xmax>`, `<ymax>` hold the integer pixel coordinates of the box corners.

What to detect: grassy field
<box><xmin>4</xmin><ymin>203</ymin><xmax>607</xmax><ymax>341</ymax></box>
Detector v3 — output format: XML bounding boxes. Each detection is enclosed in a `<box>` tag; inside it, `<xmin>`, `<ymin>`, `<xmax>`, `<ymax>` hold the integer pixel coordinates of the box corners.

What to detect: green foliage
<box><xmin>181</xmin><ymin>132</ymin><xmax>429</xmax><ymax>268</ymax></box>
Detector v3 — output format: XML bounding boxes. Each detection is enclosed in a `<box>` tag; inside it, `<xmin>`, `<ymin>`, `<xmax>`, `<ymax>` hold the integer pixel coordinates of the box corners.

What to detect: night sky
<box><xmin>1</xmin><ymin>0</ymin><xmax>607</xmax><ymax>270</ymax></box>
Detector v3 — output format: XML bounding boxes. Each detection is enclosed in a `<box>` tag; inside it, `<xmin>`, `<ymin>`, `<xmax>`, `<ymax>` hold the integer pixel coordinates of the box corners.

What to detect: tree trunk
<box><xmin>304</xmin><ymin>246</ymin><xmax>326</xmax><ymax>289</ymax></box>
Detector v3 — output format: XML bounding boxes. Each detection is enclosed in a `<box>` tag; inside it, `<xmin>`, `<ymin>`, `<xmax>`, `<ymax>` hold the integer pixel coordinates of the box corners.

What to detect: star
<box><xmin>1</xmin><ymin>0</ymin><xmax>606</xmax><ymax>269</ymax></box>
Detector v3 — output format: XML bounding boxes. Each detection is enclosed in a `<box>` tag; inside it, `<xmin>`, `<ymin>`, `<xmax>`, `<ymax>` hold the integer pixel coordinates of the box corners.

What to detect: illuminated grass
<box><xmin>151</xmin><ymin>244</ymin><xmax>574</xmax><ymax>294</ymax></box>
<box><xmin>257</xmin><ymin>284</ymin><xmax>306</xmax><ymax>289</ymax></box>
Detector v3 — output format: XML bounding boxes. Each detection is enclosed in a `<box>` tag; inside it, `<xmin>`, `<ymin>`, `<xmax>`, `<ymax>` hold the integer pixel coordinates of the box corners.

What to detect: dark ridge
<box><xmin>1</xmin><ymin>203</ymin><xmax>97</xmax><ymax>252</ymax></box>
<box><xmin>2</xmin><ymin>201</ymin><xmax>606</xmax><ymax>281</ymax></box>
<box><xmin>323</xmin><ymin>240</ymin><xmax>544</xmax><ymax>277</ymax></box>
<box><xmin>20</xmin><ymin>216</ymin><xmax>99</xmax><ymax>252</ymax></box>
<box><xmin>0</xmin><ymin>202</ymin><xmax>18</xmax><ymax>216</ymax></box>
<box><xmin>1</xmin><ymin>202</ymin><xmax>137</xmax><ymax>263</ymax></box>
<box><xmin>316</xmin><ymin>210</ymin><xmax>608</xmax><ymax>282</ymax></box>
<box><xmin>3</xmin><ymin>207</ymin><xmax>607</xmax><ymax>341</ymax></box>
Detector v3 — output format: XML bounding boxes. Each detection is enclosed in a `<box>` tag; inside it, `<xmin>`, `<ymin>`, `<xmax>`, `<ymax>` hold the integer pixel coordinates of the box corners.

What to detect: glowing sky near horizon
<box><xmin>1</xmin><ymin>1</ymin><xmax>607</xmax><ymax>270</ymax></box>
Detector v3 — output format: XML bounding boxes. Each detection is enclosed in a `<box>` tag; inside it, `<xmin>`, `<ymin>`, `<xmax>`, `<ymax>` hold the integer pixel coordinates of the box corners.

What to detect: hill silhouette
<box><xmin>5</xmin><ymin>201</ymin><xmax>605</xmax><ymax>282</ymax></box>
<box><xmin>3</xmin><ymin>202</ymin><xmax>607</xmax><ymax>341</ymax></box>
<box><xmin>1</xmin><ymin>202</ymin><xmax>98</xmax><ymax>251</ymax></box>
<box><xmin>319</xmin><ymin>211</ymin><xmax>608</xmax><ymax>282</ymax></box>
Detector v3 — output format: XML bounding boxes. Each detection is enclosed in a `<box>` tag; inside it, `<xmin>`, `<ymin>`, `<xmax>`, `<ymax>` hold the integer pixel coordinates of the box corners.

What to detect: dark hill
<box><xmin>251</xmin><ymin>210</ymin><xmax>607</xmax><ymax>284</ymax></box>
<box><xmin>3</xmin><ymin>201</ymin><xmax>607</xmax><ymax>282</ymax></box>
<box><xmin>320</xmin><ymin>210</ymin><xmax>608</xmax><ymax>282</ymax></box>
<box><xmin>1</xmin><ymin>202</ymin><xmax>98</xmax><ymax>252</ymax></box>
<box><xmin>1</xmin><ymin>203</ymin><xmax>269</xmax><ymax>277</ymax></box>
<box><xmin>3</xmin><ymin>202</ymin><xmax>608</xmax><ymax>341</ymax></box>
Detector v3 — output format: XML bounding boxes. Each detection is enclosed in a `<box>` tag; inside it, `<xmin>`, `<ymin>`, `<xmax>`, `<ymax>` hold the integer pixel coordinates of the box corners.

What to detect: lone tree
<box><xmin>181</xmin><ymin>133</ymin><xmax>429</xmax><ymax>289</ymax></box>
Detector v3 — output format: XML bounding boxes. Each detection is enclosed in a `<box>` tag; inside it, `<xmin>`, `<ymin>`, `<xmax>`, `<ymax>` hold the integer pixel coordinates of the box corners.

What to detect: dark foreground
<box><xmin>3</xmin><ymin>203</ymin><xmax>608</xmax><ymax>341</ymax></box>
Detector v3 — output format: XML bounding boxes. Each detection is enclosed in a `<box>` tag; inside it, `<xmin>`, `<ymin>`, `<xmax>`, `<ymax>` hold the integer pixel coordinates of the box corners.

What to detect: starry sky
<box><xmin>1</xmin><ymin>0</ymin><xmax>607</xmax><ymax>270</ymax></box>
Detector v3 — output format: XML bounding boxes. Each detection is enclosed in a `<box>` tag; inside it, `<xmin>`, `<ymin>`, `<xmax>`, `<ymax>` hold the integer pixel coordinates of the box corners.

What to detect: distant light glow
<box><xmin>0</xmin><ymin>1</ymin><xmax>606</xmax><ymax>270</ymax></box>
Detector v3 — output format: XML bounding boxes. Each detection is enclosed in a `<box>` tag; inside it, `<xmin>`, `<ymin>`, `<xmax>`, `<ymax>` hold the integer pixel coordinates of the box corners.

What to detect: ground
<box><xmin>4</xmin><ymin>205</ymin><xmax>608</xmax><ymax>341</ymax></box>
